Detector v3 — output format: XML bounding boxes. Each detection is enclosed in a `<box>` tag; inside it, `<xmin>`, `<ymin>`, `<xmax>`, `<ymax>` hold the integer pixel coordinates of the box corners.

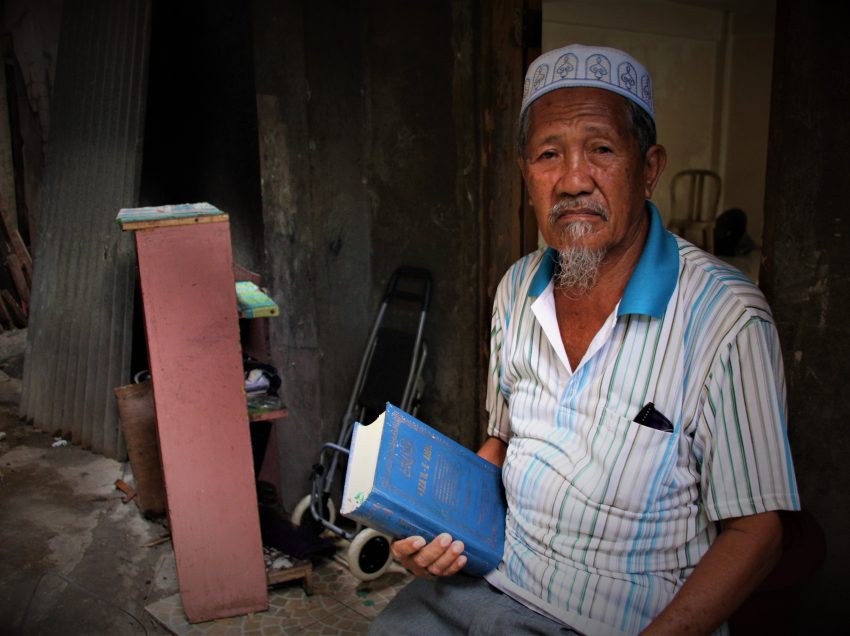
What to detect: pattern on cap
<box><xmin>520</xmin><ymin>44</ymin><xmax>654</xmax><ymax>122</ymax></box>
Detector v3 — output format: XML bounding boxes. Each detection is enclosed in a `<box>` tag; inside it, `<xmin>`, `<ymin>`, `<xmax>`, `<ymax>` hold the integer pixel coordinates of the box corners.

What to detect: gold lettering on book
<box><xmin>417</xmin><ymin>444</ymin><xmax>433</xmax><ymax>496</ymax></box>
<box><xmin>400</xmin><ymin>439</ymin><xmax>414</xmax><ymax>479</ymax></box>
<box><xmin>432</xmin><ymin>455</ymin><xmax>460</xmax><ymax>506</ymax></box>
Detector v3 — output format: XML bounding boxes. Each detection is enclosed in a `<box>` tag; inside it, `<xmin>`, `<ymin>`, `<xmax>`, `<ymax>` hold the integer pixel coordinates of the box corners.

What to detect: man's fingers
<box><xmin>410</xmin><ymin>533</ymin><xmax>449</xmax><ymax>568</ymax></box>
<box><xmin>390</xmin><ymin>533</ymin><xmax>467</xmax><ymax>578</ymax></box>
<box><xmin>426</xmin><ymin>541</ymin><xmax>466</xmax><ymax>576</ymax></box>
<box><xmin>391</xmin><ymin>535</ymin><xmax>426</xmax><ymax>560</ymax></box>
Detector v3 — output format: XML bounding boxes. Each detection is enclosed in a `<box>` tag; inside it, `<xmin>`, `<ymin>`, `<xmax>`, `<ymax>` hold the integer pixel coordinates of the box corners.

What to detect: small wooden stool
<box><xmin>267</xmin><ymin>559</ymin><xmax>313</xmax><ymax>596</ymax></box>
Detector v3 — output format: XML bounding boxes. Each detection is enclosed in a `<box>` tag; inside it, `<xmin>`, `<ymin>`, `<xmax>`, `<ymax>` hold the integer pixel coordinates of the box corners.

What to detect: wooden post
<box><xmin>0</xmin><ymin>59</ymin><xmax>32</xmax><ymax>315</ymax></box>
<box><xmin>478</xmin><ymin>0</ymin><xmax>541</xmax><ymax>438</ymax></box>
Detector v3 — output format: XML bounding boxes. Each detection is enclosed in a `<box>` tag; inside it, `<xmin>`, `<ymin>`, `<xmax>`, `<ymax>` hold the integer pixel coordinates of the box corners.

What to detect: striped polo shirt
<box><xmin>484</xmin><ymin>202</ymin><xmax>799</xmax><ymax>636</ymax></box>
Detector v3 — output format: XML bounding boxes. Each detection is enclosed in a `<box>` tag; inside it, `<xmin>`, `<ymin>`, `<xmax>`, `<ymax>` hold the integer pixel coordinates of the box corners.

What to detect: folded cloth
<box><xmin>245</xmin><ymin>368</ymin><xmax>271</xmax><ymax>394</ymax></box>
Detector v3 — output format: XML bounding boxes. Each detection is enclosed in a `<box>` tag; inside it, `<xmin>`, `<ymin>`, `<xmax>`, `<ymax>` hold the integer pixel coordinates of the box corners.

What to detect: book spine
<box><xmin>346</xmin><ymin>489</ymin><xmax>432</xmax><ymax>541</ymax></box>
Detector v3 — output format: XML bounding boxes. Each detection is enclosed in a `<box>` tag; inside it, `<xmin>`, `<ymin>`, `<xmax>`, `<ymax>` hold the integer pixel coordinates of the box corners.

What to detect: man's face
<box><xmin>519</xmin><ymin>87</ymin><xmax>665</xmax><ymax>262</ymax></box>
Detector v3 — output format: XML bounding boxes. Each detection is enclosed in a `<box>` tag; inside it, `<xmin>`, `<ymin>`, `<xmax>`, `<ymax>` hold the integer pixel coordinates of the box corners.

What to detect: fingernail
<box><xmin>457</xmin><ymin>555</ymin><xmax>467</xmax><ymax>567</ymax></box>
<box><xmin>412</xmin><ymin>537</ymin><xmax>426</xmax><ymax>549</ymax></box>
<box><xmin>451</xmin><ymin>541</ymin><xmax>464</xmax><ymax>554</ymax></box>
<box><xmin>438</xmin><ymin>533</ymin><xmax>452</xmax><ymax>547</ymax></box>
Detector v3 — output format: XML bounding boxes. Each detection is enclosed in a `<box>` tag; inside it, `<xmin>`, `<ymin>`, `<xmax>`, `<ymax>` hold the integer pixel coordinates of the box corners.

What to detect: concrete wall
<box><xmin>252</xmin><ymin>0</ymin><xmax>481</xmax><ymax>511</ymax></box>
<box><xmin>362</xmin><ymin>2</ymin><xmax>481</xmax><ymax>443</ymax></box>
<box><xmin>761</xmin><ymin>3</ymin><xmax>849</xmax><ymax>631</ymax></box>
<box><xmin>542</xmin><ymin>0</ymin><xmax>774</xmax><ymax>247</ymax></box>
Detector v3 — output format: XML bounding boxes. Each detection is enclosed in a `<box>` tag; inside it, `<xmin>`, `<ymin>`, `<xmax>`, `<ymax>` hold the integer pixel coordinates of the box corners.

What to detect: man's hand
<box><xmin>391</xmin><ymin>533</ymin><xmax>467</xmax><ymax>578</ymax></box>
<box><xmin>477</xmin><ymin>436</ymin><xmax>508</xmax><ymax>467</ymax></box>
<box><xmin>390</xmin><ymin>437</ymin><xmax>503</xmax><ymax>579</ymax></box>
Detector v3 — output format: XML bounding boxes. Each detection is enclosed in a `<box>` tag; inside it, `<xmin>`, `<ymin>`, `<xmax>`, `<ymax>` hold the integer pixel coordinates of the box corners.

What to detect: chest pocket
<box><xmin>585</xmin><ymin>407</ymin><xmax>678</xmax><ymax>513</ymax></box>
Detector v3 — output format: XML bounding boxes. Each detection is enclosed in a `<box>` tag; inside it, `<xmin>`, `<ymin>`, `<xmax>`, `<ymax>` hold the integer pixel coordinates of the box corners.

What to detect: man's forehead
<box><xmin>526</xmin><ymin>87</ymin><xmax>629</xmax><ymax>131</ymax></box>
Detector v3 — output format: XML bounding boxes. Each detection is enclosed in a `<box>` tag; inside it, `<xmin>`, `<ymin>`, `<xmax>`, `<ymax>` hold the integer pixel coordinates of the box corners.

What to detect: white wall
<box><xmin>718</xmin><ymin>11</ymin><xmax>775</xmax><ymax>243</ymax></box>
<box><xmin>542</xmin><ymin>0</ymin><xmax>774</xmax><ymax>248</ymax></box>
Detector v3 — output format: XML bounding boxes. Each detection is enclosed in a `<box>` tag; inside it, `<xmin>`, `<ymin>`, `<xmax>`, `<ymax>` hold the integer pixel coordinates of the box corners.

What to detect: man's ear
<box><xmin>643</xmin><ymin>144</ymin><xmax>667</xmax><ymax>199</ymax></box>
<box><xmin>516</xmin><ymin>155</ymin><xmax>528</xmax><ymax>183</ymax></box>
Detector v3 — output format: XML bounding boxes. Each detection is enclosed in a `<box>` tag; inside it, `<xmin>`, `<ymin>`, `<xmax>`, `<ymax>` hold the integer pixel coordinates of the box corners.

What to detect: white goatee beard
<box><xmin>554</xmin><ymin>221</ymin><xmax>607</xmax><ymax>297</ymax></box>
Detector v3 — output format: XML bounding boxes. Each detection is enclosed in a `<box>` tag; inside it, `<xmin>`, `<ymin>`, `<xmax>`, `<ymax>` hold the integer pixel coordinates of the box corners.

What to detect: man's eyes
<box><xmin>535</xmin><ymin>146</ymin><xmax>614</xmax><ymax>157</ymax></box>
<box><xmin>528</xmin><ymin>149</ymin><xmax>559</xmax><ymax>163</ymax></box>
<box><xmin>531</xmin><ymin>144</ymin><xmax>615</xmax><ymax>162</ymax></box>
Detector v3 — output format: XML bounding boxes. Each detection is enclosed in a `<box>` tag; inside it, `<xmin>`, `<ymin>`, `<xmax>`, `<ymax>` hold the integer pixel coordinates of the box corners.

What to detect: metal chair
<box><xmin>667</xmin><ymin>169</ymin><xmax>722</xmax><ymax>253</ymax></box>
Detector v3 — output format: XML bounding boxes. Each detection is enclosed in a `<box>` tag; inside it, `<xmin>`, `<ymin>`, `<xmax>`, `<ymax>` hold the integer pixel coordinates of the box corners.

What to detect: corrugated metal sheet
<box><xmin>21</xmin><ymin>0</ymin><xmax>151</xmax><ymax>459</ymax></box>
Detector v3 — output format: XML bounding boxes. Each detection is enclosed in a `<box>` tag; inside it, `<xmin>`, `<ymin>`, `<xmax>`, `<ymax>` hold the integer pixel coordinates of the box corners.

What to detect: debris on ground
<box><xmin>114</xmin><ymin>479</ymin><xmax>139</xmax><ymax>504</ymax></box>
<box><xmin>142</xmin><ymin>534</ymin><xmax>172</xmax><ymax>548</ymax></box>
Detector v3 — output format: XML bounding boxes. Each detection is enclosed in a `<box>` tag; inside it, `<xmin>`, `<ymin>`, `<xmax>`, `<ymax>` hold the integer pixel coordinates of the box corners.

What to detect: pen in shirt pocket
<box><xmin>633</xmin><ymin>402</ymin><xmax>674</xmax><ymax>433</ymax></box>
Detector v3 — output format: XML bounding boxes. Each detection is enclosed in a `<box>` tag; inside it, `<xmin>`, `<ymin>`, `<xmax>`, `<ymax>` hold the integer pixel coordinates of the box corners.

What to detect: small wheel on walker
<box><xmin>291</xmin><ymin>494</ymin><xmax>337</xmax><ymax>535</ymax></box>
<box><xmin>347</xmin><ymin>528</ymin><xmax>393</xmax><ymax>581</ymax></box>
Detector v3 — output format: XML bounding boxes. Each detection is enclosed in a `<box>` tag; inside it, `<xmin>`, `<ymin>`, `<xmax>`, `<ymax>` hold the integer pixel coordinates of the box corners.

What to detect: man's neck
<box><xmin>553</xmin><ymin>223</ymin><xmax>649</xmax><ymax>369</ymax></box>
<box><xmin>554</xmin><ymin>276</ymin><xmax>625</xmax><ymax>370</ymax></box>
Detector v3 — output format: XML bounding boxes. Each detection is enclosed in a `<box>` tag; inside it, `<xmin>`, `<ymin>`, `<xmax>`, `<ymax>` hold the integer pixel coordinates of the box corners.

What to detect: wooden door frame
<box><xmin>478</xmin><ymin>0</ymin><xmax>541</xmax><ymax>439</ymax></box>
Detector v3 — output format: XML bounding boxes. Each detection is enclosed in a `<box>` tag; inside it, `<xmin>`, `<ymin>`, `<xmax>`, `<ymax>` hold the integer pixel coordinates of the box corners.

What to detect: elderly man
<box><xmin>369</xmin><ymin>44</ymin><xmax>799</xmax><ymax>636</ymax></box>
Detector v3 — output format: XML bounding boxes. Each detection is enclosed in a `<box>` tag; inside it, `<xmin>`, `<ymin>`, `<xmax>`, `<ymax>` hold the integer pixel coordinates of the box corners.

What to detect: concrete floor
<box><xmin>0</xmin><ymin>328</ymin><xmax>177</xmax><ymax>635</ymax></box>
<box><xmin>0</xmin><ymin>329</ymin><xmax>410</xmax><ymax>635</ymax></box>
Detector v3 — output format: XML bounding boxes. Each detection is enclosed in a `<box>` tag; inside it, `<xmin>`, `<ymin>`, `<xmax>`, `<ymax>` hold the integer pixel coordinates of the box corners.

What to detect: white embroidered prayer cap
<box><xmin>520</xmin><ymin>44</ymin><xmax>655</xmax><ymax>122</ymax></box>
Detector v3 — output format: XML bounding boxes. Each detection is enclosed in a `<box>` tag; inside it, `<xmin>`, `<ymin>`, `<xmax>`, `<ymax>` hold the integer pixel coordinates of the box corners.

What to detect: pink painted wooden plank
<box><xmin>134</xmin><ymin>220</ymin><xmax>267</xmax><ymax>622</ymax></box>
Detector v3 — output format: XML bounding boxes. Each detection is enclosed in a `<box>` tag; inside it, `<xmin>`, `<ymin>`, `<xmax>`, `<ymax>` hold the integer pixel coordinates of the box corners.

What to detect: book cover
<box><xmin>235</xmin><ymin>281</ymin><xmax>280</xmax><ymax>318</ymax></box>
<box><xmin>116</xmin><ymin>202</ymin><xmax>223</xmax><ymax>226</ymax></box>
<box><xmin>341</xmin><ymin>403</ymin><xmax>506</xmax><ymax>576</ymax></box>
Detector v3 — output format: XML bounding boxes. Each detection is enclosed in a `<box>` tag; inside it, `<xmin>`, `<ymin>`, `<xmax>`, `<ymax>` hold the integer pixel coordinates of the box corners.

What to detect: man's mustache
<box><xmin>548</xmin><ymin>199</ymin><xmax>610</xmax><ymax>225</ymax></box>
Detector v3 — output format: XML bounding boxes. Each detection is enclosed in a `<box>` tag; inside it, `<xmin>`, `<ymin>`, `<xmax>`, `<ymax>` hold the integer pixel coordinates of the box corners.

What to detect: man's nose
<box><xmin>556</xmin><ymin>152</ymin><xmax>594</xmax><ymax>196</ymax></box>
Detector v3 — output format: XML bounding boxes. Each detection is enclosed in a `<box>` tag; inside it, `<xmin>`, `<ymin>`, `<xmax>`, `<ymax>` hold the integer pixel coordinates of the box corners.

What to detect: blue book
<box><xmin>341</xmin><ymin>403</ymin><xmax>506</xmax><ymax>576</ymax></box>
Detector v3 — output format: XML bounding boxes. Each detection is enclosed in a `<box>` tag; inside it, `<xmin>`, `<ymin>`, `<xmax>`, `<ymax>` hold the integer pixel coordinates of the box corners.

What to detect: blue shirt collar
<box><xmin>527</xmin><ymin>201</ymin><xmax>679</xmax><ymax>318</ymax></box>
